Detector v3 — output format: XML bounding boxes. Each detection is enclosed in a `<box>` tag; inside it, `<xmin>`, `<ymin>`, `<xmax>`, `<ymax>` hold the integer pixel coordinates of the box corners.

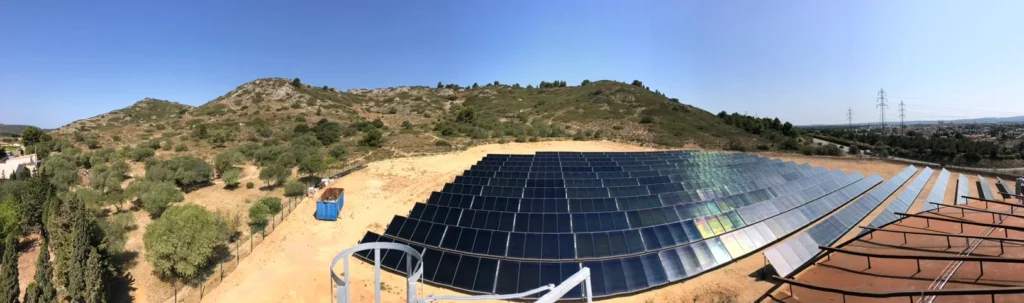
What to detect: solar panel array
<box><xmin>977</xmin><ymin>175</ymin><xmax>995</xmax><ymax>200</ymax></box>
<box><xmin>766</xmin><ymin>165</ymin><xmax>918</xmax><ymax>277</ymax></box>
<box><xmin>860</xmin><ymin>167</ymin><xmax>933</xmax><ymax>233</ymax></box>
<box><xmin>352</xmin><ymin>151</ymin><xmax>875</xmax><ymax>298</ymax></box>
<box><xmin>921</xmin><ymin>168</ymin><xmax>951</xmax><ymax>212</ymax></box>
<box><xmin>956</xmin><ymin>173</ymin><xmax>969</xmax><ymax>205</ymax></box>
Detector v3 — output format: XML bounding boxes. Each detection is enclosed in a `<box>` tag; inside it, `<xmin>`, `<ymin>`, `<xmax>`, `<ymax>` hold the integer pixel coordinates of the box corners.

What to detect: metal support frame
<box><xmin>331</xmin><ymin>242</ymin><xmax>424</xmax><ymax>303</ymax></box>
<box><xmin>333</xmin><ymin>242</ymin><xmax>595</xmax><ymax>303</ymax></box>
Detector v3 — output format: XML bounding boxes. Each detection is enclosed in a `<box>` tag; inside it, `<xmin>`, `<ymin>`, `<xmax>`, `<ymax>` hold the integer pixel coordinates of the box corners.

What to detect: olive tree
<box><xmin>143</xmin><ymin>205</ymin><xmax>228</xmax><ymax>281</ymax></box>
<box><xmin>126</xmin><ymin>180</ymin><xmax>184</xmax><ymax>217</ymax></box>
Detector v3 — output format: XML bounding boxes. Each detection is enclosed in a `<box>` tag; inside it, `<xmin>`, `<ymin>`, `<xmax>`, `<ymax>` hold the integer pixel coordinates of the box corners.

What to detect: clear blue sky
<box><xmin>3</xmin><ymin>0</ymin><xmax>1024</xmax><ymax>128</ymax></box>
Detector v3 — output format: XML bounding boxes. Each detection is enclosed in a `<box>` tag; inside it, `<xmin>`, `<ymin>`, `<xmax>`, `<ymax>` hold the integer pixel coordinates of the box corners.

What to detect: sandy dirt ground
<box><xmin>122</xmin><ymin>163</ymin><xmax>291</xmax><ymax>303</ymax></box>
<box><xmin>195</xmin><ymin>143</ymin><xmax>935</xmax><ymax>303</ymax></box>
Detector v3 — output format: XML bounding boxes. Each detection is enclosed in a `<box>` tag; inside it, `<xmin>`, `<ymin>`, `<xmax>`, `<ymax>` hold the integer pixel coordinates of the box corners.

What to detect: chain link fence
<box><xmin>159</xmin><ymin>164</ymin><xmax>366</xmax><ymax>303</ymax></box>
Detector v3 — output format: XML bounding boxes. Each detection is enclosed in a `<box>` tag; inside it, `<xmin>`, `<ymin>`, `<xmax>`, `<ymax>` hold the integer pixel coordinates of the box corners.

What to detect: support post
<box><xmin>946</xmin><ymin>235</ymin><xmax>951</xmax><ymax>249</ymax></box>
<box><xmin>867</xmin><ymin>256</ymin><xmax>872</xmax><ymax>269</ymax></box>
<box><xmin>903</xmin><ymin>233</ymin><xmax>908</xmax><ymax>245</ymax></box>
<box><xmin>926</xmin><ymin>217</ymin><xmax>930</xmax><ymax>228</ymax></box>
<box><xmin>916</xmin><ymin>259</ymin><xmax>921</xmax><ymax>273</ymax></box>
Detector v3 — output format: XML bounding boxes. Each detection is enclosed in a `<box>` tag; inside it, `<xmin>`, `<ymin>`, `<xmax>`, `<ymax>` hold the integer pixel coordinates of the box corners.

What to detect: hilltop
<box><xmin>0</xmin><ymin>123</ymin><xmax>43</xmax><ymax>137</ymax></box>
<box><xmin>53</xmin><ymin>78</ymin><xmax>777</xmax><ymax>161</ymax></box>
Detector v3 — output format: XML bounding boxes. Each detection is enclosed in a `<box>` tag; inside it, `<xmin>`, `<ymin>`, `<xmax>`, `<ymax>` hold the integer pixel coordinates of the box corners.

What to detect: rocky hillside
<box><xmin>54</xmin><ymin>78</ymin><xmax>771</xmax><ymax>161</ymax></box>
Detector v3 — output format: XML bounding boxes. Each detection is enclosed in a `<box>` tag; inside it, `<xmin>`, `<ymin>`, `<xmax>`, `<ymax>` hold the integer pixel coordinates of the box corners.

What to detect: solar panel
<box><xmin>764</xmin><ymin>166</ymin><xmax>918</xmax><ymax>277</ymax></box>
<box><xmin>956</xmin><ymin>173</ymin><xmax>969</xmax><ymax>205</ymax></box>
<box><xmin>921</xmin><ymin>168</ymin><xmax>951</xmax><ymax>212</ymax></box>
<box><xmin>861</xmin><ymin>167</ymin><xmax>933</xmax><ymax>231</ymax></box>
<box><xmin>354</xmin><ymin>151</ymin><xmax>877</xmax><ymax>298</ymax></box>
<box><xmin>996</xmin><ymin>177</ymin><xmax>1015</xmax><ymax>199</ymax></box>
<box><xmin>978</xmin><ymin>175</ymin><xmax>995</xmax><ymax>200</ymax></box>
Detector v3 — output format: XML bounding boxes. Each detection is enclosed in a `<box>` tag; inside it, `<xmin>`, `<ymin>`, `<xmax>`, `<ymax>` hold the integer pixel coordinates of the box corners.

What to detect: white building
<box><xmin>0</xmin><ymin>154</ymin><xmax>38</xmax><ymax>180</ymax></box>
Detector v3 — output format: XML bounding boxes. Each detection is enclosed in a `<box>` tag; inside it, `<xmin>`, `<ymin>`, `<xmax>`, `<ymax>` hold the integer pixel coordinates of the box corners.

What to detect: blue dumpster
<box><xmin>315</xmin><ymin>188</ymin><xmax>344</xmax><ymax>221</ymax></box>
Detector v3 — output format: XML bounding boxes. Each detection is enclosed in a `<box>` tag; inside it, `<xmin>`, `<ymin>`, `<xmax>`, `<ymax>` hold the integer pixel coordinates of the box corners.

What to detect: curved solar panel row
<box><xmin>921</xmin><ymin>168</ymin><xmax>951</xmax><ymax>212</ymax></box>
<box><xmin>468</xmin><ymin>157</ymin><xmax>778</xmax><ymax>180</ymax></box>
<box><xmin>977</xmin><ymin>175</ymin><xmax>995</xmax><ymax>200</ymax></box>
<box><xmin>411</xmin><ymin>170</ymin><xmax>841</xmax><ymax>240</ymax></box>
<box><xmin>956</xmin><ymin>173</ymin><xmax>969</xmax><ymax>205</ymax></box>
<box><xmin>381</xmin><ymin>170</ymin><xmax>855</xmax><ymax>261</ymax></box>
<box><xmin>861</xmin><ymin>167</ymin><xmax>933</xmax><ymax>232</ymax></box>
<box><xmin>766</xmin><ymin>165</ymin><xmax>918</xmax><ymax>277</ymax></box>
<box><xmin>354</xmin><ymin>169</ymin><xmax>871</xmax><ymax>298</ymax></box>
<box><xmin>473</xmin><ymin>153</ymin><xmax>758</xmax><ymax>171</ymax></box>
<box><xmin>445</xmin><ymin>161</ymin><xmax>798</xmax><ymax>202</ymax></box>
<box><xmin>763</xmin><ymin>175</ymin><xmax>883</xmax><ymax>277</ymax></box>
<box><xmin>437</xmin><ymin>165</ymin><xmax>829</xmax><ymax>215</ymax></box>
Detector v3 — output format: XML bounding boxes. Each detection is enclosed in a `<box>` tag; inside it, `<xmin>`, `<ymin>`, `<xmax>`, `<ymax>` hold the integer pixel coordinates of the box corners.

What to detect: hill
<box><xmin>53</xmin><ymin>78</ymin><xmax>775</xmax><ymax>161</ymax></box>
<box><xmin>0</xmin><ymin>123</ymin><xmax>41</xmax><ymax>137</ymax></box>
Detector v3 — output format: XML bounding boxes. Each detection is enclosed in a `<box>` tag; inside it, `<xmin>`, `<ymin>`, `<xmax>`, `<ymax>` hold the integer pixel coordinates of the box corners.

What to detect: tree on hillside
<box><xmin>284</xmin><ymin>181</ymin><xmax>306</xmax><ymax>201</ymax></box>
<box><xmin>128</xmin><ymin>147</ymin><xmax>155</xmax><ymax>162</ymax></box>
<box><xmin>23</xmin><ymin>240</ymin><xmax>57</xmax><ymax>303</ymax></box>
<box><xmin>146</xmin><ymin>156</ymin><xmax>213</xmax><ymax>190</ymax></box>
<box><xmin>83</xmin><ymin>247</ymin><xmax>105</xmax><ymax>303</ymax></box>
<box><xmin>210</xmin><ymin>129</ymin><xmax>234</xmax><ymax>147</ymax></box>
<box><xmin>437</xmin><ymin>82</ymin><xmax>443</xmax><ymax>89</ymax></box>
<box><xmin>493</xmin><ymin>81</ymin><xmax>500</xmax><ymax>86</ymax></box>
<box><xmin>0</xmin><ymin>235</ymin><xmax>19</xmax><ymax>302</ymax></box>
<box><xmin>86</xmin><ymin>138</ymin><xmax>100</xmax><ymax>149</ymax></box>
<box><xmin>328</xmin><ymin>144</ymin><xmax>347</xmax><ymax>161</ymax></box>
<box><xmin>258</xmin><ymin>165</ymin><xmax>291</xmax><ymax>187</ymax></box>
<box><xmin>42</xmin><ymin>154</ymin><xmax>80</xmax><ymax>189</ymax></box>
<box><xmin>455</xmin><ymin>107</ymin><xmax>476</xmax><ymax>124</ymax></box>
<box><xmin>298</xmin><ymin>153</ymin><xmax>326</xmax><ymax>178</ymax></box>
<box><xmin>312</xmin><ymin>119</ymin><xmax>343</xmax><ymax>145</ymax></box>
<box><xmin>472</xmin><ymin>83</ymin><xmax>479</xmax><ymax>89</ymax></box>
<box><xmin>126</xmin><ymin>180</ymin><xmax>184</xmax><ymax>217</ymax></box>
<box><xmin>22</xmin><ymin>127</ymin><xmax>51</xmax><ymax>147</ymax></box>
<box><xmin>358</xmin><ymin>129</ymin><xmax>385</xmax><ymax>148</ymax></box>
<box><xmin>144</xmin><ymin>205</ymin><xmax>228</xmax><ymax>281</ymax></box>
<box><xmin>222</xmin><ymin>168</ymin><xmax>242</xmax><ymax>189</ymax></box>
<box><xmin>291</xmin><ymin>78</ymin><xmax>302</xmax><ymax>87</ymax></box>
<box><xmin>631</xmin><ymin>80</ymin><xmax>644</xmax><ymax>87</ymax></box>
<box><xmin>581</xmin><ymin>79</ymin><xmax>591</xmax><ymax>86</ymax></box>
<box><xmin>46</xmin><ymin>198</ymin><xmax>98</xmax><ymax>302</ymax></box>
<box><xmin>214</xmin><ymin>149</ymin><xmax>245</xmax><ymax>177</ymax></box>
<box><xmin>248</xmin><ymin>202</ymin><xmax>271</xmax><ymax>227</ymax></box>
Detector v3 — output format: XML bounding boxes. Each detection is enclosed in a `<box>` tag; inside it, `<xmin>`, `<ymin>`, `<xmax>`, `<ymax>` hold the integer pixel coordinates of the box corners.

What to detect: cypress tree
<box><xmin>0</xmin><ymin>235</ymin><xmax>20</xmax><ymax>303</ymax></box>
<box><xmin>22</xmin><ymin>284</ymin><xmax>37</xmax><ymax>303</ymax></box>
<box><xmin>24</xmin><ymin>241</ymin><xmax>55</xmax><ymax>303</ymax></box>
<box><xmin>83</xmin><ymin>247</ymin><xmax>105</xmax><ymax>303</ymax></box>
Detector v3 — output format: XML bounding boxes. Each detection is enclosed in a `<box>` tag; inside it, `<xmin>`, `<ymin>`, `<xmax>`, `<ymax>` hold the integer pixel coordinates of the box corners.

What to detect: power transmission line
<box><xmin>847</xmin><ymin>107</ymin><xmax>853</xmax><ymax>129</ymax></box>
<box><xmin>898</xmin><ymin>100</ymin><xmax>906</xmax><ymax>136</ymax></box>
<box><xmin>876</xmin><ymin>88</ymin><xmax>888</xmax><ymax>134</ymax></box>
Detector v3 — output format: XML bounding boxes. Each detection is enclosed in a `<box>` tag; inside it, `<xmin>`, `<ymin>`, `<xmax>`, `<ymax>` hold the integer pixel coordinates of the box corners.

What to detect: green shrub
<box><xmin>639</xmin><ymin>116</ymin><xmax>654</xmax><ymax>124</ymax></box>
<box><xmin>246</xmin><ymin>182</ymin><xmax>255</xmax><ymax>189</ymax></box>
<box><xmin>359</xmin><ymin>129</ymin><xmax>385</xmax><ymax>147</ymax></box>
<box><xmin>434</xmin><ymin>140</ymin><xmax>451</xmax><ymax>147</ymax></box>
<box><xmin>174</xmin><ymin>143</ymin><xmax>187</xmax><ymax>152</ymax></box>
<box><xmin>248</xmin><ymin>202</ymin><xmax>271</xmax><ymax>226</ymax></box>
<box><xmin>258</xmin><ymin>197</ymin><xmax>283</xmax><ymax>215</ymax></box>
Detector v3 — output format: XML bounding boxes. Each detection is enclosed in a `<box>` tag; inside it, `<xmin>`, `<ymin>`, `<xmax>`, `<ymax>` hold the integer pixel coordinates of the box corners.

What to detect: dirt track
<box><xmin>199</xmin><ymin>142</ymin><xmax>918</xmax><ymax>302</ymax></box>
